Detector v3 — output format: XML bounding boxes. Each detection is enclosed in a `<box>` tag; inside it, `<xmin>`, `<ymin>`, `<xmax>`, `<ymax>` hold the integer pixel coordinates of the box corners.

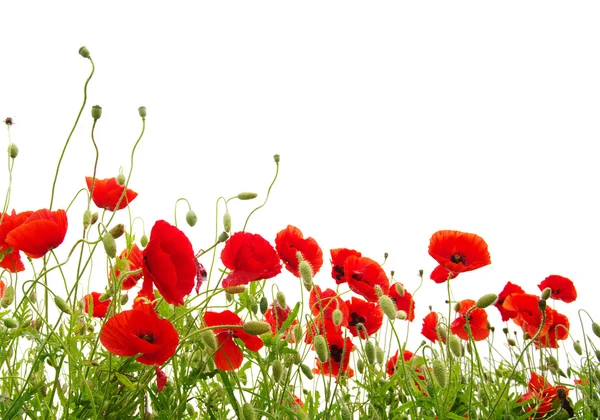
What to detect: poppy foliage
<box><xmin>100</xmin><ymin>303</ymin><xmax>179</xmax><ymax>366</ymax></box>
<box><xmin>5</xmin><ymin>209</ymin><xmax>68</xmax><ymax>259</ymax></box>
<box><xmin>275</xmin><ymin>225</ymin><xmax>323</xmax><ymax>277</ymax></box>
<box><xmin>85</xmin><ymin>177</ymin><xmax>138</xmax><ymax>211</ymax></box>
<box><xmin>428</xmin><ymin>230</ymin><xmax>491</xmax><ymax>274</ymax></box>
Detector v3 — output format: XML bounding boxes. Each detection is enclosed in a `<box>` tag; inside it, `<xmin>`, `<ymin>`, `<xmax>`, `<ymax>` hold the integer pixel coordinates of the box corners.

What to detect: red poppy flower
<box><xmin>343</xmin><ymin>255</ymin><xmax>389</xmax><ymax>302</ymax></box>
<box><xmin>495</xmin><ymin>281</ymin><xmax>525</xmax><ymax>321</ymax></box>
<box><xmin>0</xmin><ymin>210</ymin><xmax>32</xmax><ymax>272</ymax></box>
<box><xmin>141</xmin><ymin>220</ymin><xmax>196</xmax><ymax>306</ymax></box>
<box><xmin>450</xmin><ymin>299</ymin><xmax>490</xmax><ymax>341</ymax></box>
<box><xmin>345</xmin><ymin>297</ymin><xmax>383</xmax><ymax>339</ymax></box>
<box><xmin>6</xmin><ymin>209</ymin><xmax>68</xmax><ymax>259</ymax></box>
<box><xmin>421</xmin><ymin>311</ymin><xmax>439</xmax><ymax>343</ymax></box>
<box><xmin>312</xmin><ymin>325</ymin><xmax>354</xmax><ymax>379</ymax></box>
<box><xmin>85</xmin><ymin>176</ymin><xmax>138</xmax><ymax>211</ymax></box>
<box><xmin>155</xmin><ymin>366</ymin><xmax>167</xmax><ymax>392</ymax></box>
<box><xmin>330</xmin><ymin>248</ymin><xmax>362</xmax><ymax>284</ymax></box>
<box><xmin>221</xmin><ymin>232</ymin><xmax>282</xmax><ymax>288</ymax></box>
<box><xmin>503</xmin><ymin>293</ymin><xmax>554</xmax><ymax>338</ymax></box>
<box><xmin>430</xmin><ymin>265</ymin><xmax>459</xmax><ymax>284</ymax></box>
<box><xmin>203</xmin><ymin>310</ymin><xmax>264</xmax><ymax>371</ymax></box>
<box><xmin>428</xmin><ymin>230</ymin><xmax>491</xmax><ymax>274</ymax></box>
<box><xmin>309</xmin><ymin>285</ymin><xmax>349</xmax><ymax>328</ymax></box>
<box><xmin>387</xmin><ymin>283</ymin><xmax>415</xmax><ymax>322</ymax></box>
<box><xmin>0</xmin><ymin>279</ymin><xmax>5</xmax><ymax>298</ymax></box>
<box><xmin>100</xmin><ymin>303</ymin><xmax>179</xmax><ymax>366</ymax></box>
<box><xmin>114</xmin><ymin>245</ymin><xmax>144</xmax><ymax>290</ymax></box>
<box><xmin>386</xmin><ymin>349</ymin><xmax>415</xmax><ymax>376</ymax></box>
<box><xmin>538</xmin><ymin>275</ymin><xmax>577</xmax><ymax>303</ymax></box>
<box><xmin>264</xmin><ymin>302</ymin><xmax>297</xmax><ymax>338</ymax></box>
<box><xmin>535</xmin><ymin>309</ymin><xmax>569</xmax><ymax>349</ymax></box>
<box><xmin>518</xmin><ymin>372</ymin><xmax>568</xmax><ymax>416</ymax></box>
<box><xmin>83</xmin><ymin>292</ymin><xmax>111</xmax><ymax>318</ymax></box>
<box><xmin>275</xmin><ymin>225</ymin><xmax>323</xmax><ymax>277</ymax></box>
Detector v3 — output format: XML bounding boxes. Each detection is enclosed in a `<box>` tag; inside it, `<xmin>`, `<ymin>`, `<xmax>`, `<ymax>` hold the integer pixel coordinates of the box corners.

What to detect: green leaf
<box><xmin>114</xmin><ymin>372</ymin><xmax>135</xmax><ymax>391</ymax></box>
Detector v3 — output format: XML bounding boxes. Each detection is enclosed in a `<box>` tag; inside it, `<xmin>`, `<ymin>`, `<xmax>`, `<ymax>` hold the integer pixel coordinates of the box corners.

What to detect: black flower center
<box><xmin>330</xmin><ymin>345</ymin><xmax>343</xmax><ymax>363</ymax></box>
<box><xmin>450</xmin><ymin>252</ymin><xmax>466</xmax><ymax>265</ymax></box>
<box><xmin>333</xmin><ymin>265</ymin><xmax>344</xmax><ymax>281</ymax></box>
<box><xmin>138</xmin><ymin>332</ymin><xmax>155</xmax><ymax>343</ymax></box>
<box><xmin>349</xmin><ymin>312</ymin><xmax>366</xmax><ymax>327</ymax></box>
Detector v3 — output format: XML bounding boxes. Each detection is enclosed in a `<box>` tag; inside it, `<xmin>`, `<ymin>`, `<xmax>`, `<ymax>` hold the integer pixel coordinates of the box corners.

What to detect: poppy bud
<box><xmin>418</xmin><ymin>269</ymin><xmax>424</xmax><ymax>277</ymax></box>
<box><xmin>33</xmin><ymin>318</ymin><xmax>43</xmax><ymax>331</ymax></box>
<box><xmin>379</xmin><ymin>295</ymin><xmax>397</xmax><ymax>320</ymax></box>
<box><xmin>314</xmin><ymin>335</ymin><xmax>329</xmax><ymax>363</ymax></box>
<box><xmin>476</xmin><ymin>293</ymin><xmax>498</xmax><ymax>309</ymax></box>
<box><xmin>395</xmin><ymin>283</ymin><xmax>405</xmax><ymax>297</ymax></box>
<box><xmin>3</xmin><ymin>318</ymin><xmax>17</xmax><ymax>329</ymax></box>
<box><xmin>365</xmin><ymin>340</ymin><xmax>375</xmax><ymax>364</ymax></box>
<box><xmin>109</xmin><ymin>224</ymin><xmax>125</xmax><ymax>239</ymax></box>
<box><xmin>276</xmin><ymin>291</ymin><xmax>287</xmax><ymax>310</ymax></box>
<box><xmin>273</xmin><ymin>154</ymin><xmax>280</xmax><ymax>163</ymax></box>
<box><xmin>541</xmin><ymin>287</ymin><xmax>552</xmax><ymax>301</ymax></box>
<box><xmin>272</xmin><ymin>359</ymin><xmax>283</xmax><ymax>382</ymax></box>
<box><xmin>573</xmin><ymin>341</ymin><xmax>582</xmax><ymax>356</ymax></box>
<box><xmin>332</xmin><ymin>309</ymin><xmax>343</xmax><ymax>326</ymax></box>
<box><xmin>186</xmin><ymin>403</ymin><xmax>195</xmax><ymax>417</ymax></box>
<box><xmin>99</xmin><ymin>291</ymin><xmax>112</xmax><ymax>302</ymax></box>
<box><xmin>291</xmin><ymin>350</ymin><xmax>301</xmax><ymax>365</ymax></box>
<box><xmin>120</xmin><ymin>293</ymin><xmax>129</xmax><ymax>305</ymax></box>
<box><xmin>91</xmin><ymin>105</ymin><xmax>102</xmax><ymax>120</ymax></box>
<box><xmin>186</xmin><ymin>210</ymin><xmax>198</xmax><ymax>227</ymax></box>
<box><xmin>250</xmin><ymin>301</ymin><xmax>258</xmax><ymax>314</ymax></box>
<box><xmin>547</xmin><ymin>355</ymin><xmax>558</xmax><ymax>369</ymax></box>
<box><xmin>357</xmin><ymin>358</ymin><xmax>364</xmax><ymax>374</ymax></box>
<box><xmin>79</xmin><ymin>46</ymin><xmax>90</xmax><ymax>58</ymax></box>
<box><xmin>8</xmin><ymin>143</ymin><xmax>18</xmax><ymax>159</ymax></box>
<box><xmin>90</xmin><ymin>212</ymin><xmax>99</xmax><ymax>225</ymax></box>
<box><xmin>293</xmin><ymin>324</ymin><xmax>303</xmax><ymax>343</ymax></box>
<box><xmin>243</xmin><ymin>320</ymin><xmax>271</xmax><ymax>336</ymax></box>
<box><xmin>237</xmin><ymin>192</ymin><xmax>258</xmax><ymax>200</ymax></box>
<box><xmin>54</xmin><ymin>296</ymin><xmax>72</xmax><ymax>315</ymax></box>
<box><xmin>241</xmin><ymin>403</ymin><xmax>255</xmax><ymax>420</ymax></box>
<box><xmin>102</xmin><ymin>233</ymin><xmax>117</xmax><ymax>258</ymax></box>
<box><xmin>449</xmin><ymin>335</ymin><xmax>462</xmax><ymax>358</ymax></box>
<box><xmin>374</xmin><ymin>285</ymin><xmax>384</xmax><ymax>298</ymax></box>
<box><xmin>341</xmin><ymin>404</ymin><xmax>352</xmax><ymax>420</ymax></box>
<box><xmin>396</xmin><ymin>310</ymin><xmax>407</xmax><ymax>320</ymax></box>
<box><xmin>538</xmin><ymin>299</ymin><xmax>546</xmax><ymax>311</ymax></box>
<box><xmin>140</xmin><ymin>234</ymin><xmax>149</xmax><ymax>247</ymax></box>
<box><xmin>507</xmin><ymin>338</ymin><xmax>516</xmax><ymax>346</ymax></box>
<box><xmin>502</xmin><ymin>327</ymin><xmax>509</xmax><ymax>335</ymax></box>
<box><xmin>454</xmin><ymin>302</ymin><xmax>461</xmax><ymax>313</ymax></box>
<box><xmin>300</xmin><ymin>363</ymin><xmax>313</xmax><ymax>379</ymax></box>
<box><xmin>218</xmin><ymin>231</ymin><xmax>229</xmax><ymax>243</ymax></box>
<box><xmin>138</xmin><ymin>106</ymin><xmax>147</xmax><ymax>119</ymax></box>
<box><xmin>259</xmin><ymin>296</ymin><xmax>268</xmax><ymax>315</ymax></box>
<box><xmin>116</xmin><ymin>173</ymin><xmax>126</xmax><ymax>186</ymax></box>
<box><xmin>223</xmin><ymin>212</ymin><xmax>232</xmax><ymax>233</ymax></box>
<box><xmin>83</xmin><ymin>209</ymin><xmax>92</xmax><ymax>228</ymax></box>
<box><xmin>226</xmin><ymin>292</ymin><xmax>233</xmax><ymax>303</ymax></box>
<box><xmin>201</xmin><ymin>329</ymin><xmax>217</xmax><ymax>350</ymax></box>
<box><xmin>431</xmin><ymin>359</ymin><xmax>447</xmax><ymax>388</ymax></box>
<box><xmin>1</xmin><ymin>285</ymin><xmax>15</xmax><ymax>307</ymax></box>
<box><xmin>375</xmin><ymin>346</ymin><xmax>384</xmax><ymax>365</ymax></box>
<box><xmin>592</xmin><ymin>322</ymin><xmax>600</xmax><ymax>339</ymax></box>
<box><xmin>299</xmin><ymin>260</ymin><xmax>313</xmax><ymax>292</ymax></box>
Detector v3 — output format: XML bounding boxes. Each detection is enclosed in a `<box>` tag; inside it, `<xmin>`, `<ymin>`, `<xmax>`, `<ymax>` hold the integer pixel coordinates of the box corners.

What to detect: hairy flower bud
<box><xmin>332</xmin><ymin>309</ymin><xmax>343</xmax><ymax>326</ymax></box>
<box><xmin>379</xmin><ymin>295</ymin><xmax>397</xmax><ymax>320</ymax></box>
<box><xmin>396</xmin><ymin>310</ymin><xmax>407</xmax><ymax>320</ymax></box>
<box><xmin>454</xmin><ymin>302</ymin><xmax>462</xmax><ymax>313</ymax></box>
<box><xmin>186</xmin><ymin>210</ymin><xmax>198</xmax><ymax>227</ymax></box>
<box><xmin>314</xmin><ymin>335</ymin><xmax>329</xmax><ymax>363</ymax></box>
<box><xmin>201</xmin><ymin>329</ymin><xmax>217</xmax><ymax>350</ymax></box>
<box><xmin>120</xmin><ymin>293</ymin><xmax>129</xmax><ymax>305</ymax></box>
<box><xmin>300</xmin><ymin>363</ymin><xmax>313</xmax><ymax>379</ymax></box>
<box><xmin>99</xmin><ymin>291</ymin><xmax>112</xmax><ymax>302</ymax></box>
<box><xmin>476</xmin><ymin>293</ymin><xmax>498</xmax><ymax>309</ymax></box>
<box><xmin>243</xmin><ymin>321</ymin><xmax>271</xmax><ymax>336</ymax></box>
<box><xmin>299</xmin><ymin>260</ymin><xmax>313</xmax><ymax>292</ymax></box>
<box><xmin>90</xmin><ymin>212</ymin><xmax>99</xmax><ymax>225</ymax></box>
<box><xmin>79</xmin><ymin>46</ymin><xmax>90</xmax><ymax>58</ymax></box>
<box><xmin>138</xmin><ymin>106</ymin><xmax>147</xmax><ymax>119</ymax></box>
<box><xmin>448</xmin><ymin>335</ymin><xmax>462</xmax><ymax>358</ymax></box>
<box><xmin>259</xmin><ymin>296</ymin><xmax>268</xmax><ymax>315</ymax></box>
<box><xmin>341</xmin><ymin>404</ymin><xmax>352</xmax><ymax>420</ymax></box>
<box><xmin>573</xmin><ymin>341</ymin><xmax>582</xmax><ymax>356</ymax></box>
<box><xmin>592</xmin><ymin>322</ymin><xmax>600</xmax><ymax>339</ymax></box>
<box><xmin>3</xmin><ymin>317</ymin><xmax>17</xmax><ymax>329</ymax></box>
<box><xmin>109</xmin><ymin>224</ymin><xmax>125</xmax><ymax>239</ymax></box>
<box><xmin>102</xmin><ymin>233</ymin><xmax>117</xmax><ymax>258</ymax></box>
<box><xmin>1</xmin><ymin>285</ymin><xmax>15</xmax><ymax>308</ymax></box>
<box><xmin>140</xmin><ymin>234</ymin><xmax>149</xmax><ymax>247</ymax></box>
<box><xmin>237</xmin><ymin>192</ymin><xmax>258</xmax><ymax>200</ymax></box>
<box><xmin>83</xmin><ymin>209</ymin><xmax>92</xmax><ymax>229</ymax></box>
<box><xmin>541</xmin><ymin>287</ymin><xmax>552</xmax><ymax>301</ymax></box>
<box><xmin>91</xmin><ymin>105</ymin><xmax>102</xmax><ymax>120</ymax></box>
<box><xmin>223</xmin><ymin>212</ymin><xmax>232</xmax><ymax>233</ymax></box>
<box><xmin>241</xmin><ymin>403</ymin><xmax>255</xmax><ymax>420</ymax></box>
<box><xmin>54</xmin><ymin>296</ymin><xmax>72</xmax><ymax>315</ymax></box>
<box><xmin>8</xmin><ymin>143</ymin><xmax>18</xmax><ymax>159</ymax></box>
<box><xmin>507</xmin><ymin>338</ymin><xmax>516</xmax><ymax>346</ymax></box>
<box><xmin>431</xmin><ymin>359</ymin><xmax>447</xmax><ymax>388</ymax></box>
<box><xmin>375</xmin><ymin>346</ymin><xmax>384</xmax><ymax>365</ymax></box>
<box><xmin>538</xmin><ymin>299</ymin><xmax>546</xmax><ymax>311</ymax></box>
<box><xmin>365</xmin><ymin>340</ymin><xmax>375</xmax><ymax>365</ymax></box>
<box><xmin>395</xmin><ymin>283</ymin><xmax>405</xmax><ymax>297</ymax></box>
<box><xmin>272</xmin><ymin>359</ymin><xmax>283</xmax><ymax>383</ymax></box>
<box><xmin>357</xmin><ymin>358</ymin><xmax>365</xmax><ymax>374</ymax></box>
<box><xmin>116</xmin><ymin>173</ymin><xmax>126</xmax><ymax>186</ymax></box>
<box><xmin>276</xmin><ymin>291</ymin><xmax>287</xmax><ymax>310</ymax></box>
<box><xmin>293</xmin><ymin>324</ymin><xmax>303</xmax><ymax>343</ymax></box>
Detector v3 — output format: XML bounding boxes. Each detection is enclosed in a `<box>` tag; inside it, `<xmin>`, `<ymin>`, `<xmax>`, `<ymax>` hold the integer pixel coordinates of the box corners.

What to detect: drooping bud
<box><xmin>592</xmin><ymin>322</ymin><xmax>600</xmax><ymax>338</ymax></box>
<box><xmin>541</xmin><ymin>287</ymin><xmax>552</xmax><ymax>301</ymax></box>
<box><xmin>91</xmin><ymin>105</ymin><xmax>102</xmax><ymax>120</ymax></box>
<box><xmin>90</xmin><ymin>212</ymin><xmax>99</xmax><ymax>225</ymax></box>
<box><xmin>79</xmin><ymin>46</ymin><xmax>90</xmax><ymax>58</ymax></box>
<box><xmin>243</xmin><ymin>321</ymin><xmax>271</xmax><ymax>336</ymax></box>
<box><xmin>276</xmin><ymin>291</ymin><xmax>287</xmax><ymax>310</ymax></box>
<box><xmin>272</xmin><ymin>359</ymin><xmax>284</xmax><ymax>382</ymax></box>
<box><xmin>223</xmin><ymin>212</ymin><xmax>232</xmax><ymax>233</ymax></box>
<box><xmin>396</xmin><ymin>310</ymin><xmax>407</xmax><ymax>320</ymax></box>
<box><xmin>8</xmin><ymin>143</ymin><xmax>18</xmax><ymax>159</ymax></box>
<box><xmin>448</xmin><ymin>335</ymin><xmax>462</xmax><ymax>358</ymax></box>
<box><xmin>293</xmin><ymin>324</ymin><xmax>303</xmax><ymax>343</ymax></box>
<box><xmin>299</xmin><ymin>260</ymin><xmax>313</xmax><ymax>292</ymax></box>
<box><xmin>109</xmin><ymin>224</ymin><xmax>125</xmax><ymax>239</ymax></box>
<box><xmin>379</xmin><ymin>295</ymin><xmax>397</xmax><ymax>320</ymax></box>
<box><xmin>120</xmin><ymin>293</ymin><xmax>129</xmax><ymax>305</ymax></box>
<box><xmin>83</xmin><ymin>209</ymin><xmax>92</xmax><ymax>228</ymax></box>
<box><xmin>573</xmin><ymin>341</ymin><xmax>582</xmax><ymax>356</ymax></box>
<box><xmin>54</xmin><ymin>296</ymin><xmax>72</xmax><ymax>315</ymax></box>
<box><xmin>273</xmin><ymin>154</ymin><xmax>280</xmax><ymax>163</ymax></box>
<box><xmin>3</xmin><ymin>318</ymin><xmax>18</xmax><ymax>329</ymax></box>
<box><xmin>1</xmin><ymin>285</ymin><xmax>15</xmax><ymax>307</ymax></box>
<box><xmin>546</xmin><ymin>355</ymin><xmax>558</xmax><ymax>369</ymax></box>
<box><xmin>300</xmin><ymin>363</ymin><xmax>313</xmax><ymax>379</ymax></box>
<box><xmin>201</xmin><ymin>329</ymin><xmax>217</xmax><ymax>350</ymax></box>
<box><xmin>314</xmin><ymin>335</ymin><xmax>329</xmax><ymax>363</ymax></box>
<box><xmin>476</xmin><ymin>293</ymin><xmax>498</xmax><ymax>309</ymax></box>
<box><xmin>186</xmin><ymin>210</ymin><xmax>198</xmax><ymax>227</ymax></box>
<box><xmin>237</xmin><ymin>192</ymin><xmax>258</xmax><ymax>200</ymax></box>
<box><xmin>507</xmin><ymin>338</ymin><xmax>516</xmax><ymax>346</ymax></box>
<box><xmin>140</xmin><ymin>234</ymin><xmax>149</xmax><ymax>247</ymax></box>
<box><xmin>357</xmin><ymin>358</ymin><xmax>365</xmax><ymax>374</ymax></box>
<box><xmin>259</xmin><ymin>296</ymin><xmax>268</xmax><ymax>315</ymax></box>
<box><xmin>102</xmin><ymin>233</ymin><xmax>117</xmax><ymax>258</ymax></box>
<box><xmin>375</xmin><ymin>346</ymin><xmax>384</xmax><ymax>365</ymax></box>
<box><xmin>431</xmin><ymin>359</ymin><xmax>447</xmax><ymax>388</ymax></box>
<box><xmin>226</xmin><ymin>292</ymin><xmax>233</xmax><ymax>303</ymax></box>
<box><xmin>332</xmin><ymin>309</ymin><xmax>343</xmax><ymax>326</ymax></box>
<box><xmin>395</xmin><ymin>283</ymin><xmax>405</xmax><ymax>297</ymax></box>
<box><xmin>116</xmin><ymin>173</ymin><xmax>126</xmax><ymax>186</ymax></box>
<box><xmin>138</xmin><ymin>106</ymin><xmax>147</xmax><ymax>119</ymax></box>
<box><xmin>241</xmin><ymin>403</ymin><xmax>255</xmax><ymax>420</ymax></box>
<box><xmin>365</xmin><ymin>340</ymin><xmax>375</xmax><ymax>365</ymax></box>
<box><xmin>340</xmin><ymin>404</ymin><xmax>352</xmax><ymax>420</ymax></box>
<box><xmin>218</xmin><ymin>232</ymin><xmax>229</xmax><ymax>243</ymax></box>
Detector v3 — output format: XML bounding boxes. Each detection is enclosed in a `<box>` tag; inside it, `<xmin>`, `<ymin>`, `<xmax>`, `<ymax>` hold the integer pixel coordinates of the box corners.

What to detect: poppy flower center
<box><xmin>333</xmin><ymin>265</ymin><xmax>344</xmax><ymax>281</ymax></box>
<box><xmin>330</xmin><ymin>344</ymin><xmax>344</xmax><ymax>363</ymax></box>
<box><xmin>138</xmin><ymin>332</ymin><xmax>155</xmax><ymax>343</ymax></box>
<box><xmin>349</xmin><ymin>312</ymin><xmax>366</xmax><ymax>327</ymax></box>
<box><xmin>450</xmin><ymin>252</ymin><xmax>466</xmax><ymax>265</ymax></box>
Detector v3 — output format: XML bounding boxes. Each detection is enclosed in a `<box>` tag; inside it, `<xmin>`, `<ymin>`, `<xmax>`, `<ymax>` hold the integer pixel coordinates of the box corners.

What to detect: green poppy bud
<box><xmin>223</xmin><ymin>212</ymin><xmax>232</xmax><ymax>232</ymax></box>
<box><xmin>186</xmin><ymin>210</ymin><xmax>198</xmax><ymax>227</ymax></box>
<box><xmin>83</xmin><ymin>209</ymin><xmax>92</xmax><ymax>228</ymax></box>
<box><xmin>395</xmin><ymin>283</ymin><xmax>405</xmax><ymax>297</ymax></box>
<box><xmin>454</xmin><ymin>302</ymin><xmax>462</xmax><ymax>313</ymax></box>
<box><xmin>99</xmin><ymin>291</ymin><xmax>112</xmax><ymax>302</ymax></box>
<box><xmin>201</xmin><ymin>329</ymin><xmax>217</xmax><ymax>350</ymax></box>
<box><xmin>592</xmin><ymin>322</ymin><xmax>600</xmax><ymax>338</ymax></box>
<box><xmin>476</xmin><ymin>293</ymin><xmax>498</xmax><ymax>309</ymax></box>
<box><xmin>541</xmin><ymin>287</ymin><xmax>552</xmax><ymax>301</ymax></box>
<box><xmin>237</xmin><ymin>192</ymin><xmax>258</xmax><ymax>200</ymax></box>
<box><xmin>8</xmin><ymin>143</ymin><xmax>18</xmax><ymax>159</ymax></box>
<box><xmin>314</xmin><ymin>335</ymin><xmax>329</xmax><ymax>363</ymax></box>
<box><xmin>138</xmin><ymin>106</ymin><xmax>147</xmax><ymax>119</ymax></box>
<box><xmin>379</xmin><ymin>295</ymin><xmax>397</xmax><ymax>320</ymax></box>
<box><xmin>341</xmin><ymin>404</ymin><xmax>352</xmax><ymax>420</ymax></box>
<box><xmin>109</xmin><ymin>223</ymin><xmax>125</xmax><ymax>239</ymax></box>
<box><xmin>272</xmin><ymin>359</ymin><xmax>283</xmax><ymax>382</ymax></box>
<box><xmin>79</xmin><ymin>46</ymin><xmax>90</xmax><ymax>58</ymax></box>
<box><xmin>186</xmin><ymin>403</ymin><xmax>195</xmax><ymax>417</ymax></box>
<box><xmin>276</xmin><ymin>291</ymin><xmax>287</xmax><ymax>310</ymax></box>
<box><xmin>538</xmin><ymin>299</ymin><xmax>546</xmax><ymax>311</ymax></box>
<box><xmin>573</xmin><ymin>340</ymin><xmax>582</xmax><ymax>356</ymax></box>
<box><xmin>293</xmin><ymin>323</ymin><xmax>303</xmax><ymax>343</ymax></box>
<box><xmin>374</xmin><ymin>285</ymin><xmax>384</xmax><ymax>298</ymax></box>
<box><xmin>116</xmin><ymin>173</ymin><xmax>126</xmax><ymax>186</ymax></box>
<box><xmin>54</xmin><ymin>296</ymin><xmax>72</xmax><ymax>315</ymax></box>
<box><xmin>120</xmin><ymin>293</ymin><xmax>129</xmax><ymax>305</ymax></box>
<box><xmin>448</xmin><ymin>334</ymin><xmax>462</xmax><ymax>358</ymax></box>
<box><xmin>140</xmin><ymin>234</ymin><xmax>149</xmax><ymax>247</ymax></box>
<box><xmin>91</xmin><ymin>105</ymin><xmax>102</xmax><ymax>120</ymax></box>
<box><xmin>90</xmin><ymin>212</ymin><xmax>99</xmax><ymax>225</ymax></box>
<box><xmin>250</xmin><ymin>301</ymin><xmax>258</xmax><ymax>314</ymax></box>
<box><xmin>507</xmin><ymin>338</ymin><xmax>516</xmax><ymax>346</ymax></box>
<box><xmin>299</xmin><ymin>260</ymin><xmax>313</xmax><ymax>292</ymax></box>
<box><xmin>396</xmin><ymin>310</ymin><xmax>407</xmax><ymax>320</ymax></box>
<box><xmin>375</xmin><ymin>345</ymin><xmax>384</xmax><ymax>365</ymax></box>
<box><xmin>102</xmin><ymin>233</ymin><xmax>117</xmax><ymax>258</ymax></box>
<box><xmin>595</xmin><ymin>350</ymin><xmax>600</xmax><ymax>363</ymax></box>
<box><xmin>273</xmin><ymin>154</ymin><xmax>280</xmax><ymax>163</ymax></box>
<box><xmin>365</xmin><ymin>340</ymin><xmax>375</xmax><ymax>365</ymax></box>
<box><xmin>357</xmin><ymin>358</ymin><xmax>364</xmax><ymax>374</ymax></box>
<box><xmin>300</xmin><ymin>363</ymin><xmax>313</xmax><ymax>379</ymax></box>
<box><xmin>3</xmin><ymin>317</ymin><xmax>18</xmax><ymax>329</ymax></box>
<box><xmin>241</xmin><ymin>403</ymin><xmax>255</xmax><ymax>420</ymax></box>
<box><xmin>1</xmin><ymin>285</ymin><xmax>15</xmax><ymax>307</ymax></box>
<box><xmin>431</xmin><ymin>359</ymin><xmax>447</xmax><ymax>388</ymax></box>
<box><xmin>259</xmin><ymin>296</ymin><xmax>268</xmax><ymax>315</ymax></box>
<box><xmin>218</xmin><ymin>231</ymin><xmax>229</xmax><ymax>243</ymax></box>
<box><xmin>243</xmin><ymin>321</ymin><xmax>271</xmax><ymax>336</ymax></box>
<box><xmin>224</xmin><ymin>286</ymin><xmax>246</xmax><ymax>294</ymax></box>
<box><xmin>332</xmin><ymin>309</ymin><xmax>343</xmax><ymax>326</ymax></box>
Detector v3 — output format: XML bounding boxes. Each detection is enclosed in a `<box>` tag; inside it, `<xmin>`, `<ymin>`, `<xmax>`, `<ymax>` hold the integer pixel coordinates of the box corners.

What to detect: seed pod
<box><xmin>8</xmin><ymin>143</ymin><xmax>18</xmax><ymax>159</ymax></box>
<box><xmin>273</xmin><ymin>154</ymin><xmax>280</xmax><ymax>163</ymax></box>
<box><xmin>476</xmin><ymin>293</ymin><xmax>498</xmax><ymax>309</ymax></box>
<box><xmin>259</xmin><ymin>296</ymin><xmax>268</xmax><ymax>315</ymax></box>
<box><xmin>138</xmin><ymin>107</ymin><xmax>147</xmax><ymax>118</ymax></box>
<box><xmin>186</xmin><ymin>210</ymin><xmax>198</xmax><ymax>227</ymax></box>
<box><xmin>54</xmin><ymin>296</ymin><xmax>72</xmax><ymax>315</ymax></box>
<box><xmin>272</xmin><ymin>359</ymin><xmax>283</xmax><ymax>383</ymax></box>
<box><xmin>223</xmin><ymin>212</ymin><xmax>232</xmax><ymax>233</ymax></box>
<box><xmin>314</xmin><ymin>335</ymin><xmax>329</xmax><ymax>363</ymax></box>
<box><xmin>431</xmin><ymin>359</ymin><xmax>447</xmax><ymax>388</ymax></box>
<box><xmin>379</xmin><ymin>295</ymin><xmax>397</xmax><ymax>320</ymax></box>
<box><xmin>237</xmin><ymin>192</ymin><xmax>258</xmax><ymax>200</ymax></box>
<box><xmin>102</xmin><ymin>233</ymin><xmax>117</xmax><ymax>258</ymax></box>
<box><xmin>365</xmin><ymin>340</ymin><xmax>375</xmax><ymax>365</ymax></box>
<box><xmin>300</xmin><ymin>363</ymin><xmax>313</xmax><ymax>379</ymax></box>
<box><xmin>243</xmin><ymin>321</ymin><xmax>271</xmax><ymax>336</ymax></box>
<box><xmin>79</xmin><ymin>46</ymin><xmax>90</xmax><ymax>58</ymax></box>
<box><xmin>241</xmin><ymin>403</ymin><xmax>255</xmax><ymax>420</ymax></box>
<box><xmin>507</xmin><ymin>338</ymin><xmax>516</xmax><ymax>347</ymax></box>
<box><xmin>276</xmin><ymin>291</ymin><xmax>287</xmax><ymax>310</ymax></box>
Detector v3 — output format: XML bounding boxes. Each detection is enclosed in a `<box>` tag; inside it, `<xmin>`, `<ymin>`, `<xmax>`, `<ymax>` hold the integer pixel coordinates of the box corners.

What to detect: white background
<box><xmin>2</xmin><ymin>2</ymin><xmax>600</xmax><ymax>353</ymax></box>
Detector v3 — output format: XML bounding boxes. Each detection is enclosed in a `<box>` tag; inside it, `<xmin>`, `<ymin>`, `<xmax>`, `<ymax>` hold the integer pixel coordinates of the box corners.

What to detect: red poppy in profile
<box><xmin>6</xmin><ymin>209</ymin><xmax>68</xmax><ymax>259</ymax></box>
<box><xmin>428</xmin><ymin>230</ymin><xmax>491</xmax><ymax>274</ymax></box>
<box><xmin>312</xmin><ymin>325</ymin><xmax>354</xmax><ymax>379</ymax></box>
<box><xmin>100</xmin><ymin>303</ymin><xmax>179</xmax><ymax>366</ymax></box>
<box><xmin>155</xmin><ymin>366</ymin><xmax>167</xmax><ymax>392</ymax></box>
<box><xmin>538</xmin><ymin>275</ymin><xmax>577</xmax><ymax>303</ymax></box>
<box><xmin>345</xmin><ymin>297</ymin><xmax>383</xmax><ymax>339</ymax></box>
<box><xmin>518</xmin><ymin>372</ymin><xmax>568</xmax><ymax>416</ymax></box>
<box><xmin>503</xmin><ymin>293</ymin><xmax>553</xmax><ymax>338</ymax></box>
<box><xmin>264</xmin><ymin>301</ymin><xmax>297</xmax><ymax>338</ymax></box>
<box><xmin>0</xmin><ymin>210</ymin><xmax>32</xmax><ymax>272</ymax></box>
<box><xmin>330</xmin><ymin>248</ymin><xmax>362</xmax><ymax>284</ymax></box>
<box><xmin>343</xmin><ymin>255</ymin><xmax>389</xmax><ymax>302</ymax></box>
<box><xmin>430</xmin><ymin>265</ymin><xmax>459</xmax><ymax>284</ymax></box>
<box><xmin>221</xmin><ymin>232</ymin><xmax>281</xmax><ymax>288</ymax></box>
<box><xmin>422</xmin><ymin>311</ymin><xmax>440</xmax><ymax>343</ymax></box>
<box><xmin>114</xmin><ymin>244</ymin><xmax>144</xmax><ymax>290</ymax></box>
<box><xmin>275</xmin><ymin>225</ymin><xmax>323</xmax><ymax>277</ymax></box>
<box><xmin>141</xmin><ymin>220</ymin><xmax>196</xmax><ymax>306</ymax></box>
<box><xmin>386</xmin><ymin>349</ymin><xmax>415</xmax><ymax>376</ymax></box>
<box><xmin>495</xmin><ymin>281</ymin><xmax>525</xmax><ymax>321</ymax></box>
<box><xmin>535</xmin><ymin>309</ymin><xmax>569</xmax><ymax>349</ymax></box>
<box><xmin>203</xmin><ymin>310</ymin><xmax>264</xmax><ymax>371</ymax></box>
<box><xmin>387</xmin><ymin>283</ymin><xmax>415</xmax><ymax>322</ymax></box>
<box><xmin>85</xmin><ymin>176</ymin><xmax>138</xmax><ymax>211</ymax></box>
<box><xmin>450</xmin><ymin>299</ymin><xmax>490</xmax><ymax>341</ymax></box>
<box><xmin>83</xmin><ymin>292</ymin><xmax>111</xmax><ymax>318</ymax></box>
<box><xmin>309</xmin><ymin>286</ymin><xmax>349</xmax><ymax>328</ymax></box>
